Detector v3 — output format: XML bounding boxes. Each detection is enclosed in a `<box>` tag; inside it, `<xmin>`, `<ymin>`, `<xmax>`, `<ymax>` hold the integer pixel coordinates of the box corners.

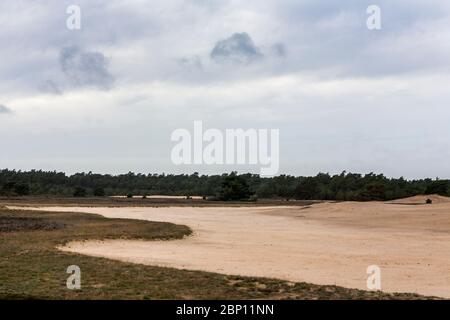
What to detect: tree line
<box><xmin>0</xmin><ymin>169</ymin><xmax>449</xmax><ymax>201</ymax></box>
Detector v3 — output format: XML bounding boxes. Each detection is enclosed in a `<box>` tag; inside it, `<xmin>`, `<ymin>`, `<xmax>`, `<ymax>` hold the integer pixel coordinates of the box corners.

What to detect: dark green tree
<box><xmin>1</xmin><ymin>182</ymin><xmax>16</xmax><ymax>196</ymax></box>
<box><xmin>73</xmin><ymin>187</ymin><xmax>87</xmax><ymax>197</ymax></box>
<box><xmin>425</xmin><ymin>180</ymin><xmax>449</xmax><ymax>196</ymax></box>
<box><xmin>218</xmin><ymin>174</ymin><xmax>253</xmax><ymax>201</ymax></box>
<box><xmin>93</xmin><ymin>187</ymin><xmax>106</xmax><ymax>197</ymax></box>
<box><xmin>358</xmin><ymin>183</ymin><xmax>386</xmax><ymax>201</ymax></box>
<box><xmin>293</xmin><ymin>177</ymin><xmax>320</xmax><ymax>200</ymax></box>
<box><xmin>14</xmin><ymin>184</ymin><xmax>30</xmax><ymax>196</ymax></box>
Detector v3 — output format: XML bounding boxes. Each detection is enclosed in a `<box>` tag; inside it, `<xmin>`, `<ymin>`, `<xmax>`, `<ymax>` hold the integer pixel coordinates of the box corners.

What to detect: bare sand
<box><xmin>9</xmin><ymin>197</ymin><xmax>450</xmax><ymax>298</ymax></box>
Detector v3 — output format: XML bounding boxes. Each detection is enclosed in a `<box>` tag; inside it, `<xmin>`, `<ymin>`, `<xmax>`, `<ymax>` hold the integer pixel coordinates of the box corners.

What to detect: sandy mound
<box><xmin>388</xmin><ymin>194</ymin><xmax>450</xmax><ymax>205</ymax></box>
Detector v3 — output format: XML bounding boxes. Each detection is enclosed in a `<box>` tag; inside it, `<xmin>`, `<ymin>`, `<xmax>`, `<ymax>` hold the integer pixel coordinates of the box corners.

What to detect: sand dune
<box><xmin>9</xmin><ymin>200</ymin><xmax>450</xmax><ymax>298</ymax></box>
<box><xmin>387</xmin><ymin>194</ymin><xmax>450</xmax><ymax>205</ymax></box>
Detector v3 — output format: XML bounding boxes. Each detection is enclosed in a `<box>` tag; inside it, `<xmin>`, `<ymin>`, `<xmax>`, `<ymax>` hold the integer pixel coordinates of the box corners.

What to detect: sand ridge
<box><xmin>387</xmin><ymin>194</ymin><xmax>450</xmax><ymax>205</ymax></box>
<box><xmin>8</xmin><ymin>200</ymin><xmax>450</xmax><ymax>298</ymax></box>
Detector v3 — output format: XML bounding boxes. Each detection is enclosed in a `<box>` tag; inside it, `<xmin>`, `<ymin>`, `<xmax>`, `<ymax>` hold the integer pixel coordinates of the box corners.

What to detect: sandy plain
<box><xmin>9</xmin><ymin>195</ymin><xmax>450</xmax><ymax>298</ymax></box>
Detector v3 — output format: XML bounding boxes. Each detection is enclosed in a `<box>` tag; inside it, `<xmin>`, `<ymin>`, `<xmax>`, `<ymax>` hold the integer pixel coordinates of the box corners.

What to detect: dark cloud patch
<box><xmin>59</xmin><ymin>46</ymin><xmax>114</xmax><ymax>90</ymax></box>
<box><xmin>272</xmin><ymin>43</ymin><xmax>287</xmax><ymax>57</ymax></box>
<box><xmin>40</xmin><ymin>80</ymin><xmax>63</xmax><ymax>95</ymax></box>
<box><xmin>178</xmin><ymin>56</ymin><xmax>203</xmax><ymax>70</ymax></box>
<box><xmin>0</xmin><ymin>105</ymin><xmax>12</xmax><ymax>114</ymax></box>
<box><xmin>211</xmin><ymin>33</ymin><xmax>263</xmax><ymax>64</ymax></box>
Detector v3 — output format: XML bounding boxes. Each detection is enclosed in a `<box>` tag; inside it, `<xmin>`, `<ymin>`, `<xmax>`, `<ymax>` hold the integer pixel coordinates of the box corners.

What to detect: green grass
<box><xmin>0</xmin><ymin>207</ymin><xmax>434</xmax><ymax>300</ymax></box>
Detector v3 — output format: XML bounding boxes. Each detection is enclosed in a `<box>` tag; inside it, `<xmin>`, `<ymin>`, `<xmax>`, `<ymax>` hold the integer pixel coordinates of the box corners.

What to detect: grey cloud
<box><xmin>59</xmin><ymin>46</ymin><xmax>114</xmax><ymax>90</ymax></box>
<box><xmin>272</xmin><ymin>0</ymin><xmax>450</xmax><ymax>77</ymax></box>
<box><xmin>211</xmin><ymin>33</ymin><xmax>263</xmax><ymax>64</ymax></box>
<box><xmin>272</xmin><ymin>43</ymin><xmax>287</xmax><ymax>57</ymax></box>
<box><xmin>39</xmin><ymin>80</ymin><xmax>63</xmax><ymax>95</ymax></box>
<box><xmin>2</xmin><ymin>0</ymin><xmax>449</xmax><ymax>98</ymax></box>
<box><xmin>178</xmin><ymin>56</ymin><xmax>203</xmax><ymax>70</ymax></box>
<box><xmin>0</xmin><ymin>104</ymin><xmax>12</xmax><ymax>114</ymax></box>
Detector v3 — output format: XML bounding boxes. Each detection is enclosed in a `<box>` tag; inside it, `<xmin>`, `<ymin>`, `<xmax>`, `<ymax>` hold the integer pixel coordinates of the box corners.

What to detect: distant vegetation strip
<box><xmin>0</xmin><ymin>169</ymin><xmax>449</xmax><ymax>201</ymax></box>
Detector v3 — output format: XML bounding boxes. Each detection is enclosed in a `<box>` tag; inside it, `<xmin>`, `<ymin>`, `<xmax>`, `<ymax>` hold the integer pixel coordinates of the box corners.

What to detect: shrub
<box><xmin>93</xmin><ymin>187</ymin><xmax>105</xmax><ymax>197</ymax></box>
<box><xmin>73</xmin><ymin>187</ymin><xmax>87</xmax><ymax>197</ymax></box>
<box><xmin>425</xmin><ymin>180</ymin><xmax>449</xmax><ymax>196</ymax></box>
<box><xmin>293</xmin><ymin>177</ymin><xmax>319</xmax><ymax>200</ymax></box>
<box><xmin>357</xmin><ymin>183</ymin><xmax>386</xmax><ymax>201</ymax></box>
<box><xmin>14</xmin><ymin>184</ymin><xmax>30</xmax><ymax>196</ymax></box>
<box><xmin>218</xmin><ymin>174</ymin><xmax>253</xmax><ymax>201</ymax></box>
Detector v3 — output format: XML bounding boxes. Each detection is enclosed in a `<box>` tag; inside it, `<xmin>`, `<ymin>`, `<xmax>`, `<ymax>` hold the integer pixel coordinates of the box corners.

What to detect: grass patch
<box><xmin>0</xmin><ymin>216</ymin><xmax>64</xmax><ymax>233</ymax></box>
<box><xmin>0</xmin><ymin>208</ymin><xmax>434</xmax><ymax>300</ymax></box>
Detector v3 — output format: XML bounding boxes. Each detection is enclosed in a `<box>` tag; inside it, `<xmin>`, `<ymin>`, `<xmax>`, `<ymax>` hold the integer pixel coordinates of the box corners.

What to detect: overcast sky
<box><xmin>1</xmin><ymin>0</ymin><xmax>450</xmax><ymax>178</ymax></box>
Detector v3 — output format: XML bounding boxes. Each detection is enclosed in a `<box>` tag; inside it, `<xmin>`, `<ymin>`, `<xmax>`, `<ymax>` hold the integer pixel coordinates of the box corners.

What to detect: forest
<box><xmin>0</xmin><ymin>169</ymin><xmax>448</xmax><ymax>201</ymax></box>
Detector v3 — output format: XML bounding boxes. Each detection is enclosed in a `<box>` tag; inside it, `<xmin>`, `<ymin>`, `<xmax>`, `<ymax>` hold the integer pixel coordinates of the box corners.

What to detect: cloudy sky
<box><xmin>1</xmin><ymin>0</ymin><xmax>450</xmax><ymax>178</ymax></box>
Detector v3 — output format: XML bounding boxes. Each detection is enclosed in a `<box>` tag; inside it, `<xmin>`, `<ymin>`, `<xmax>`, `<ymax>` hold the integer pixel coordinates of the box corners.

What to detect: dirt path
<box><xmin>9</xmin><ymin>201</ymin><xmax>450</xmax><ymax>298</ymax></box>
